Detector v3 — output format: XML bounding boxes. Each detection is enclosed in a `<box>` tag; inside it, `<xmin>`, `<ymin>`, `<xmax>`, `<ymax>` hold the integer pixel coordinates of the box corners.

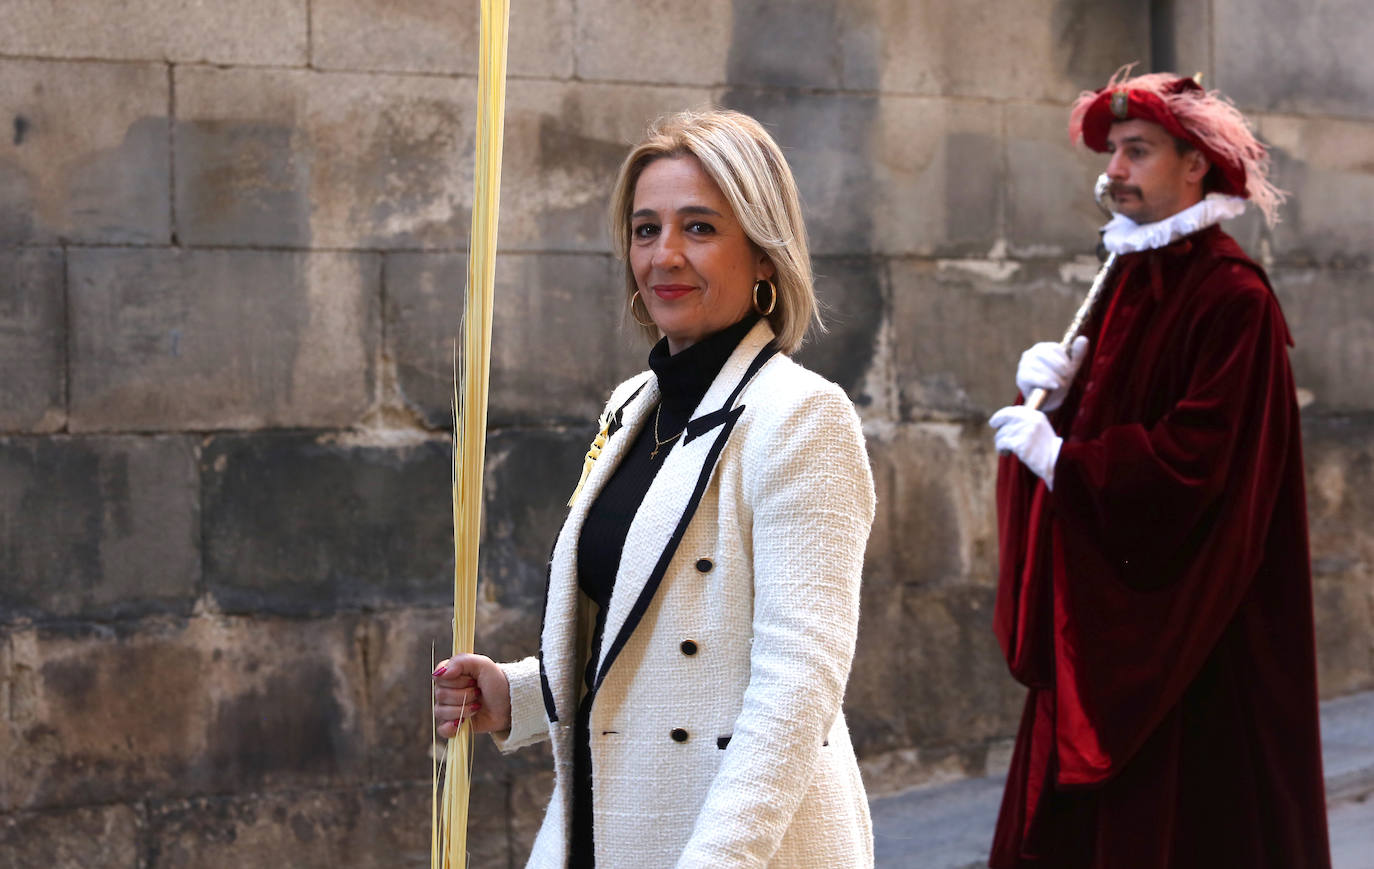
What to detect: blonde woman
<box><xmin>432</xmin><ymin>109</ymin><xmax>875</xmax><ymax>868</ymax></box>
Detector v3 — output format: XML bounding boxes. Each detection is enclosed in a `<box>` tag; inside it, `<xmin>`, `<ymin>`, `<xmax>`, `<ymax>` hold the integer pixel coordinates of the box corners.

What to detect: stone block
<box><xmin>894</xmin><ymin>584</ymin><xmax>1023</xmax><ymax>743</ymax></box>
<box><xmin>1313</xmin><ymin>573</ymin><xmax>1374</xmax><ymax>700</ymax></box>
<box><xmin>849</xmin><ymin>423</ymin><xmax>1011</xmax><ymax>770</ymax></box>
<box><xmin>836</xmin><ymin>0</ymin><xmax>1149</xmax><ymax>101</ymax></box>
<box><xmin>358</xmin><ymin>608</ymin><xmax>454</xmax><ymax>785</ymax></box>
<box><xmin>68</xmin><ymin>248</ymin><xmax>377</xmax><ymax>431</ymax></box>
<box><xmin>481</xmin><ymin>428</ymin><xmax>599</xmax><ymax>615</ymax></box>
<box><xmin>724</xmin><ymin>2</ymin><xmax>845</xmax><ymax>89</ymax></box>
<box><xmin>175</xmin><ymin>66</ymin><xmax>475</xmax><ymax>249</ymax></box>
<box><xmin>465</xmin><ymin>777</ymin><xmax>522</xmax><ymax>869</ymax></box>
<box><xmin>722</xmin><ymin>91</ymin><xmax>1003</xmax><ymax>256</ymax></box>
<box><xmin>1151</xmin><ymin>0</ymin><xmax>1213</xmax><ymax>82</ymax></box>
<box><xmin>202</xmin><ymin>427</ymin><xmax>587</xmax><ymax>619</ymax></box>
<box><xmin>0</xmin><ymin>248</ymin><xmax>64</xmax><ymax>432</ymax></box>
<box><xmin>1302</xmin><ymin>416</ymin><xmax>1374</xmax><ymax>698</ymax></box>
<box><xmin>0</xmin><ymin>804</ymin><xmax>139</xmax><ymax>868</ymax></box>
<box><xmin>1219</xmin><ymin>203</ymin><xmax>1267</xmax><ymax>260</ymax></box>
<box><xmin>201</xmin><ymin>434</ymin><xmax>453</xmax><ymax>616</ymax></box>
<box><xmin>1215</xmin><ymin>0</ymin><xmax>1374</xmax><ymax>119</ymax></box>
<box><xmin>1272</xmin><ymin>269</ymin><xmax>1374</xmax><ymax>413</ymax></box>
<box><xmin>386</xmin><ymin>251</ymin><xmax>642</xmax><ymax>428</ymax></box>
<box><xmin>1260</xmin><ymin>115</ymin><xmax>1374</xmax><ymax>268</ymax></box>
<box><xmin>143</xmin><ymin>783</ymin><xmax>497</xmax><ymax>868</ymax></box>
<box><xmin>793</xmin><ymin>256</ymin><xmax>887</xmax><ymax>411</ymax></box>
<box><xmin>849</xmin><ymin>576</ymin><xmax>1023</xmax><ymax>789</ymax></box>
<box><xmin>889</xmin><ymin>258</ymin><xmax>1085</xmax><ymax>419</ymax></box>
<box><xmin>311</xmin><ymin>0</ymin><xmax>574</xmax><ymax>78</ymax></box>
<box><xmin>176</xmin><ymin>71</ymin><xmax>712</xmax><ymax>253</ymax></box>
<box><xmin>314</xmin><ymin>430</ymin><xmax>569</xmax><ymax>789</ymax></box>
<box><xmin>575</xmin><ymin>0</ymin><xmax>732</xmax><ymax>86</ymax></box>
<box><xmin>863</xmin><ymin>422</ymin><xmax>999</xmax><ymax>594</ymax></box>
<box><xmin>1</xmin><ymin>616</ymin><xmax>369</xmax><ymax>811</ymax></box>
<box><xmin>0</xmin><ymin>435</ymin><xmax>199</xmax><ymax>622</ymax></box>
<box><xmin>1</xmin><ymin>0</ymin><xmax>306</xmax><ymax>65</ymax></box>
<box><xmin>0</xmin><ymin>60</ymin><xmax>169</xmax><ymax>245</ymax></box>
<box><xmin>847</xmin><ymin>568</ymin><xmax>909</xmax><ymax>763</ymax></box>
<box><xmin>499</xmin><ymin>78</ymin><xmax>714</xmax><ymax>252</ymax></box>
<box><xmin>1005</xmin><ymin>102</ymin><xmax>1113</xmax><ymax>257</ymax></box>
<box><xmin>360</xmin><ymin>607</ymin><xmax>551</xmax><ymax>786</ymax></box>
<box><xmin>331</xmin><ymin>430</ymin><xmax>576</xmax><ymax>787</ymax></box>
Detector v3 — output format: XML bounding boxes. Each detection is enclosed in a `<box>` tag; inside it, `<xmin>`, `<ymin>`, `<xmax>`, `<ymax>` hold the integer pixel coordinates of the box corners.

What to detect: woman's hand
<box><xmin>432</xmin><ymin>653</ymin><xmax>512</xmax><ymax>738</ymax></box>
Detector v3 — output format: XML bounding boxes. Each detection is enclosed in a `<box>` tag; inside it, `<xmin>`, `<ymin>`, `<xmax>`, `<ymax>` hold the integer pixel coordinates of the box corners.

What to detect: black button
<box><xmin>695</xmin><ymin>558</ymin><xmax>713</xmax><ymax>573</ymax></box>
<box><xmin>680</xmin><ymin>640</ymin><xmax>698</xmax><ymax>656</ymax></box>
<box><xmin>671</xmin><ymin>728</ymin><xmax>689</xmax><ymax>743</ymax></box>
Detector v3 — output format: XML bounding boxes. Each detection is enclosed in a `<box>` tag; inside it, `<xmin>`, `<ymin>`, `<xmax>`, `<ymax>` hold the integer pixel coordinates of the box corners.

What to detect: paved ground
<box><xmin>871</xmin><ymin>690</ymin><xmax>1374</xmax><ymax>868</ymax></box>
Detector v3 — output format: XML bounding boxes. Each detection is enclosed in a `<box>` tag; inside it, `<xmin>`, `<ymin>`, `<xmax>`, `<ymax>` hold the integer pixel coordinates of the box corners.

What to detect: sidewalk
<box><xmin>871</xmin><ymin>690</ymin><xmax>1374</xmax><ymax>869</ymax></box>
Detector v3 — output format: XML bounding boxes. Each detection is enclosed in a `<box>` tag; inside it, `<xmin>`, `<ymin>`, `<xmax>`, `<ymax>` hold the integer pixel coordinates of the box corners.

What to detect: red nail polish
<box><xmin>432</xmin><ymin>665</ymin><xmax>447</xmax><ymax>678</ymax></box>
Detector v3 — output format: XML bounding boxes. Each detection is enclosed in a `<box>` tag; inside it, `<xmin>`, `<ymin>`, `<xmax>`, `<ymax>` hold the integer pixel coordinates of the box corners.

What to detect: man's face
<box><xmin>1104</xmin><ymin>119</ymin><xmax>1208</xmax><ymax>224</ymax></box>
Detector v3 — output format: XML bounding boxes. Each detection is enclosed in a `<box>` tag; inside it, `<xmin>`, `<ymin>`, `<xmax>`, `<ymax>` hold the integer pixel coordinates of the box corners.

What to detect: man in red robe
<box><xmin>986</xmin><ymin>69</ymin><xmax>1331</xmax><ymax>868</ymax></box>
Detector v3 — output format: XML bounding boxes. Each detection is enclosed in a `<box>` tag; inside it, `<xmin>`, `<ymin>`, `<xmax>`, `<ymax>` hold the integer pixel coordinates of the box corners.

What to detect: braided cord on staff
<box><xmin>433</xmin><ymin>2</ymin><xmax>510</xmax><ymax>867</ymax></box>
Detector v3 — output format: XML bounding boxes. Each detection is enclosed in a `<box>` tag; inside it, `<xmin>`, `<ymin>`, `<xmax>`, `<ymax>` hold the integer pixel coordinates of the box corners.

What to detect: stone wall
<box><xmin>2</xmin><ymin>1</ymin><xmax>1371</xmax><ymax>865</ymax></box>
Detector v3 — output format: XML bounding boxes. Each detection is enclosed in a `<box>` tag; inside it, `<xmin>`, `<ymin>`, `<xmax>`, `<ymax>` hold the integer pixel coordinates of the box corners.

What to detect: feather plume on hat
<box><xmin>1069</xmin><ymin>64</ymin><xmax>1286</xmax><ymax>226</ymax></box>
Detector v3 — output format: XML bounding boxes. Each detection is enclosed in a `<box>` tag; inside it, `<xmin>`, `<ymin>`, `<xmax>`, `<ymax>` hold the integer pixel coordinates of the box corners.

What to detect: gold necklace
<box><xmin>649</xmin><ymin>404</ymin><xmax>682</xmax><ymax>460</ymax></box>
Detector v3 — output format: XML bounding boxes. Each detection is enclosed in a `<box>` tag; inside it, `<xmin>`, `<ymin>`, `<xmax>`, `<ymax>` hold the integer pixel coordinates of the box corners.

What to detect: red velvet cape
<box><xmin>990</xmin><ymin>226</ymin><xmax>1331</xmax><ymax>868</ymax></box>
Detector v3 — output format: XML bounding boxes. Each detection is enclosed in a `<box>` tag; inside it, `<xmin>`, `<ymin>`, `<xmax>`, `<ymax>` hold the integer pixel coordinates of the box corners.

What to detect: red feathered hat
<box><xmin>1069</xmin><ymin>65</ymin><xmax>1285</xmax><ymax>225</ymax></box>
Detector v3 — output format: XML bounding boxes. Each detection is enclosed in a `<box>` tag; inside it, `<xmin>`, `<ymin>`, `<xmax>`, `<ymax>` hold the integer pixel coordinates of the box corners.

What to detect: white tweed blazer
<box><xmin>496</xmin><ymin>320</ymin><xmax>876</xmax><ymax>868</ymax></box>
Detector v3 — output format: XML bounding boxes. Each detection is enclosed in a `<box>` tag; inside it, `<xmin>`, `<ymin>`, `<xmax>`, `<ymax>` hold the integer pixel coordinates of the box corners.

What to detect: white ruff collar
<box><xmin>1101</xmin><ymin>195</ymin><xmax>1247</xmax><ymax>254</ymax></box>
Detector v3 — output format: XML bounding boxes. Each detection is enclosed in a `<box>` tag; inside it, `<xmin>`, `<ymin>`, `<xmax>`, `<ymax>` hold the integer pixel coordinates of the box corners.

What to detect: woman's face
<box><xmin>629</xmin><ymin>155</ymin><xmax>774</xmax><ymax>355</ymax></box>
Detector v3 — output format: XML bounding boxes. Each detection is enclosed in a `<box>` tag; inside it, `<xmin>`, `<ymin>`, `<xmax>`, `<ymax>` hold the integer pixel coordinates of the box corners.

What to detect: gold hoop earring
<box><xmin>752</xmin><ymin>279</ymin><xmax>777</xmax><ymax>316</ymax></box>
<box><xmin>630</xmin><ymin>291</ymin><xmax>655</xmax><ymax>328</ymax></box>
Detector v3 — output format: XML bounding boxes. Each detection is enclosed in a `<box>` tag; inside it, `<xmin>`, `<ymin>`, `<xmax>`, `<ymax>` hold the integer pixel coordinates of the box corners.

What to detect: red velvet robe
<box><xmin>990</xmin><ymin>225</ymin><xmax>1331</xmax><ymax>868</ymax></box>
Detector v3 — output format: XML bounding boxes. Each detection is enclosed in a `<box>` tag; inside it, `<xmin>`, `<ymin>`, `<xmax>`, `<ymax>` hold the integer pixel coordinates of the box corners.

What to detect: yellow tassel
<box><xmin>567</xmin><ymin>413</ymin><xmax>611</xmax><ymax>507</ymax></box>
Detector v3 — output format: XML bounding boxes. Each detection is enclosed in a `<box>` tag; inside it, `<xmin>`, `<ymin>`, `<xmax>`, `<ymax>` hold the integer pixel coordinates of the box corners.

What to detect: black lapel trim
<box><xmin>536</xmin><ymin>534</ymin><xmax>560</xmax><ymax>723</ymax></box>
<box><xmin>539</xmin><ymin>379</ymin><xmax>648</xmax><ymax>723</ymax></box>
<box><xmin>591</xmin><ymin>341</ymin><xmax>778</xmax><ymax>692</ymax></box>
<box><xmin>606</xmin><ymin>382</ymin><xmax>647</xmax><ymax>439</ymax></box>
<box><xmin>683</xmin><ymin>407</ymin><xmax>733</xmax><ymax>444</ymax></box>
<box><xmin>726</xmin><ymin>342</ymin><xmax>780</xmax><ymax>407</ymax></box>
<box><xmin>594</xmin><ymin>403</ymin><xmax>746</xmax><ymax>691</ymax></box>
<box><xmin>683</xmin><ymin>343</ymin><xmax>779</xmax><ymax>444</ymax></box>
<box><xmin>538</xmin><ymin>651</ymin><xmax>557</xmax><ymax>723</ymax></box>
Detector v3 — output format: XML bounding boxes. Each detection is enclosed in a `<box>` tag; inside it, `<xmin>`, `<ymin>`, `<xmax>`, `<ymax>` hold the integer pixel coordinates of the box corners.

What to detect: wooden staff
<box><xmin>1024</xmin><ymin>173</ymin><xmax>1117</xmax><ymax>411</ymax></box>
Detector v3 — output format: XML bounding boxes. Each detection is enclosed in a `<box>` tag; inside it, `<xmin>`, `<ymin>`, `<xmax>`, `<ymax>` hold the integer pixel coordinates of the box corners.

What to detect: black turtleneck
<box><xmin>568</xmin><ymin>312</ymin><xmax>758</xmax><ymax>868</ymax></box>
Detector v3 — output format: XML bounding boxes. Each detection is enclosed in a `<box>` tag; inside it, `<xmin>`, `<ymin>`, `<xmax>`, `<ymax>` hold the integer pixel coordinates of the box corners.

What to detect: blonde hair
<box><xmin>608</xmin><ymin>108</ymin><xmax>820</xmax><ymax>354</ymax></box>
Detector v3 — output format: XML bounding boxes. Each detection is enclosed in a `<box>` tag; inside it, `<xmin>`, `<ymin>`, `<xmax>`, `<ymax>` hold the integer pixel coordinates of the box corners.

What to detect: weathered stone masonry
<box><xmin>2</xmin><ymin>1</ymin><xmax>1371</xmax><ymax>865</ymax></box>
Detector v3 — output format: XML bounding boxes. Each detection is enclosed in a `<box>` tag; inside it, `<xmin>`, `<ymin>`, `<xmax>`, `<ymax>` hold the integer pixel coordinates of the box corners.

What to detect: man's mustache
<box><xmin>1109</xmin><ymin>184</ymin><xmax>1142</xmax><ymax>199</ymax></box>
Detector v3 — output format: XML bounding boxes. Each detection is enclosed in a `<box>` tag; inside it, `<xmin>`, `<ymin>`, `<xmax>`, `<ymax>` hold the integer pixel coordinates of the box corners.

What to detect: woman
<box><xmin>432</xmin><ymin>108</ymin><xmax>876</xmax><ymax>868</ymax></box>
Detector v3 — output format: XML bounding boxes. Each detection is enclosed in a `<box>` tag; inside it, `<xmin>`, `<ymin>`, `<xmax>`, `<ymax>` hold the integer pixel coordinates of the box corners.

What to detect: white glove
<box><xmin>989</xmin><ymin>406</ymin><xmax>1062</xmax><ymax>489</ymax></box>
<box><xmin>1015</xmin><ymin>336</ymin><xmax>1089</xmax><ymax>412</ymax></box>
